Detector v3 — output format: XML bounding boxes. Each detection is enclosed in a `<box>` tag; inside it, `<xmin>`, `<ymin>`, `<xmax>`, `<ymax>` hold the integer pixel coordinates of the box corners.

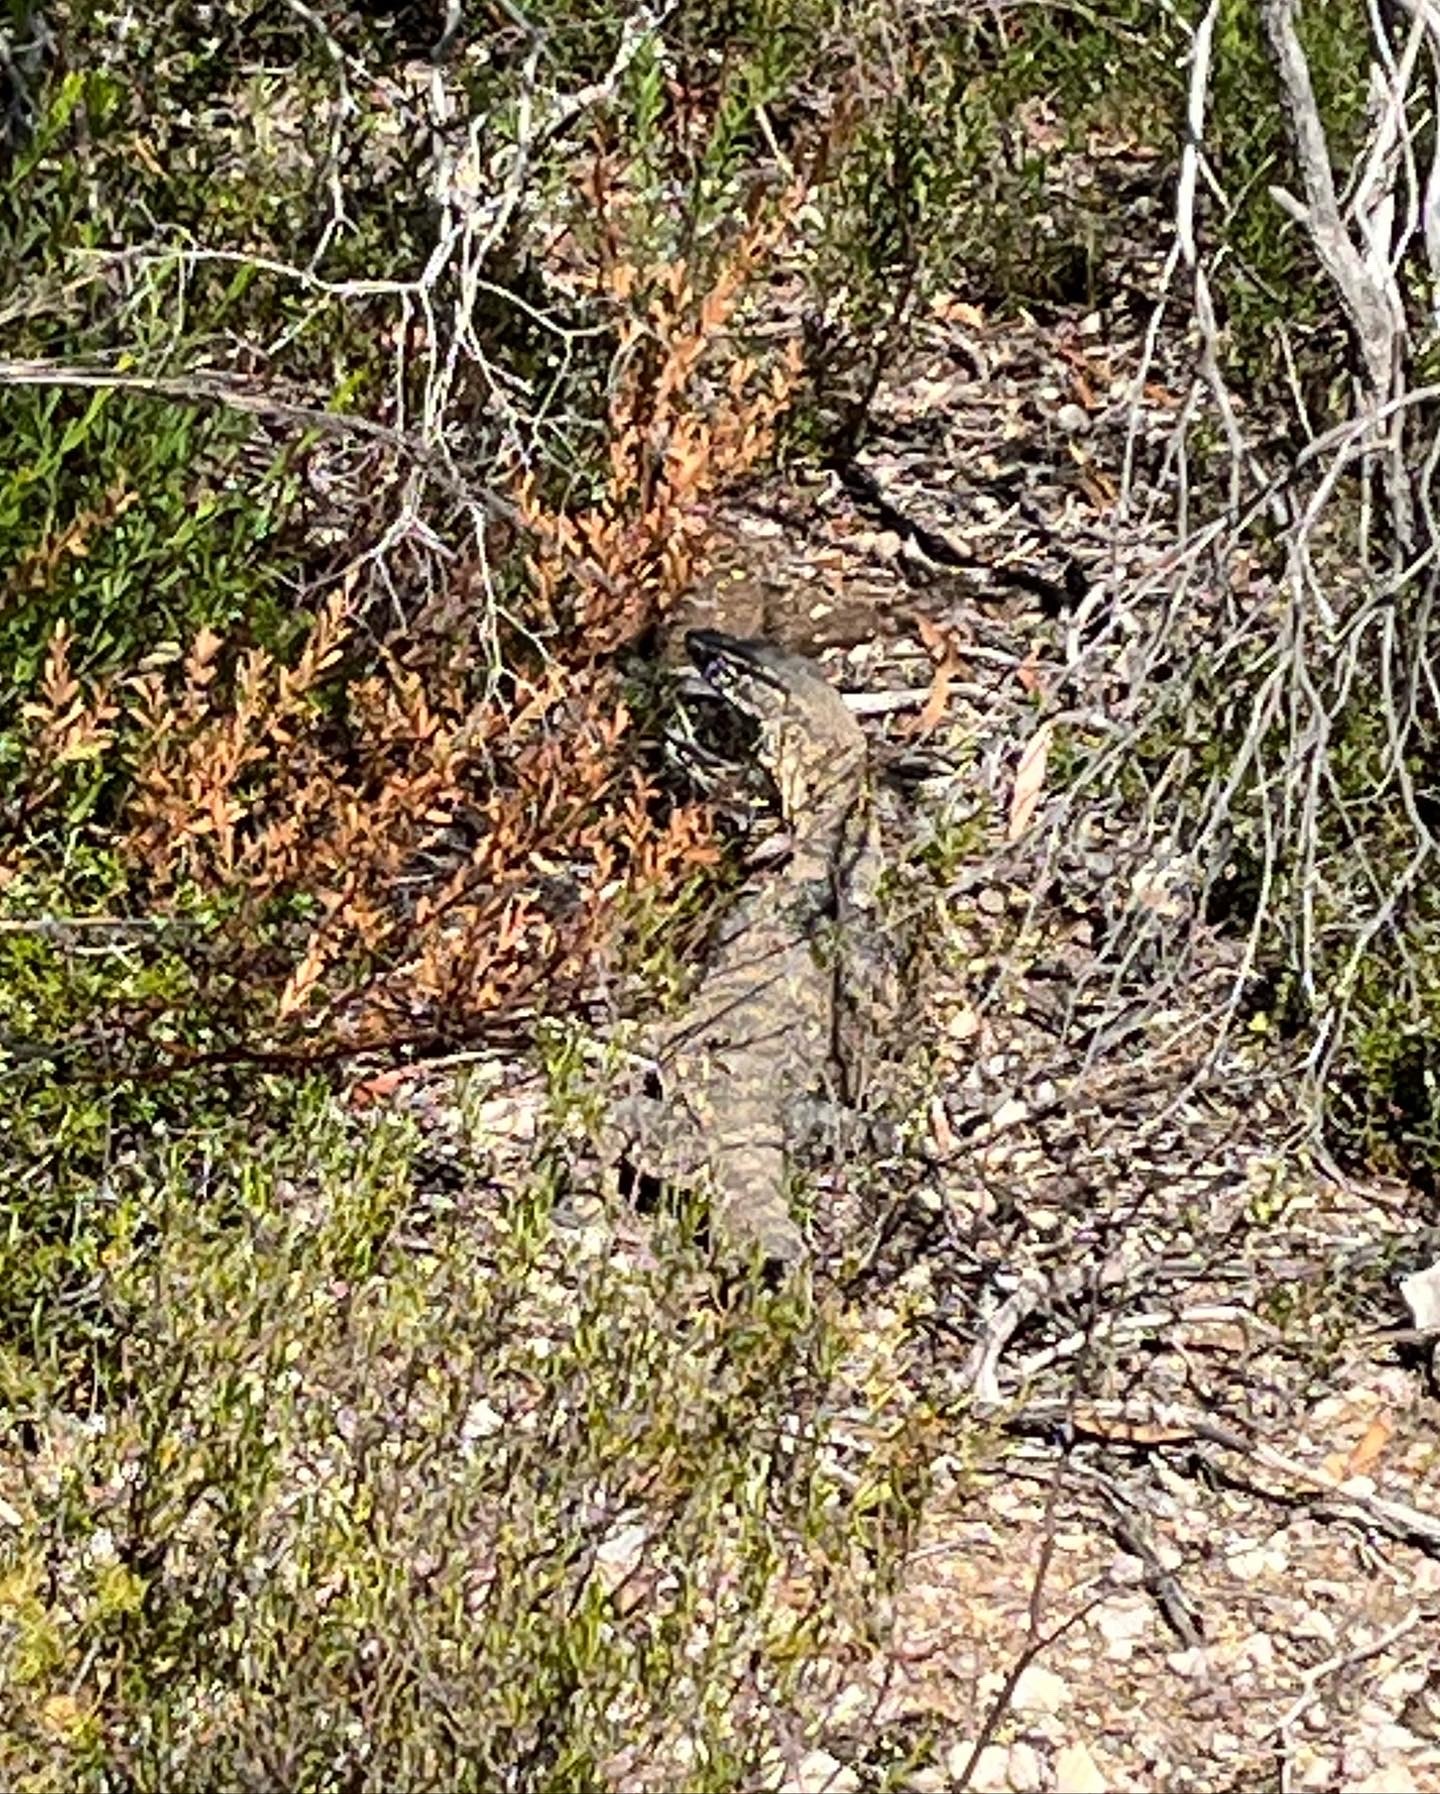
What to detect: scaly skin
<box><xmin>607</xmin><ymin>630</ymin><xmax>880</xmax><ymax>1270</ymax></box>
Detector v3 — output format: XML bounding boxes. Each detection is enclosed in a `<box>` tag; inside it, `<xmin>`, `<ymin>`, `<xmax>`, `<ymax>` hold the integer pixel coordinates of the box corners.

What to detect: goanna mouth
<box><xmin>684</xmin><ymin>629</ymin><xmax>790</xmax><ymax>705</ymax></box>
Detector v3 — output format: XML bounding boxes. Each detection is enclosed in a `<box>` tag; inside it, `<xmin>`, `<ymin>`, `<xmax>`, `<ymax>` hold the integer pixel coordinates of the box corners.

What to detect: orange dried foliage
<box><xmin>22</xmin><ymin>621</ymin><xmax>120</xmax><ymax>765</ymax></box>
<box><xmin>13</xmin><ymin>168</ymin><xmax>805</xmax><ymax>1060</ymax></box>
<box><xmin>11</xmin><ymin>622</ymin><xmax>120</xmax><ymax>825</ymax></box>
<box><xmin>112</xmin><ymin>594</ymin><xmax>716</xmax><ymax>1046</ymax></box>
<box><xmin>519</xmin><ymin>178</ymin><xmax>807</xmax><ymax>653</ymax></box>
<box><xmin>12</xmin><ymin>480</ymin><xmax>139</xmax><ymax>593</ymax></box>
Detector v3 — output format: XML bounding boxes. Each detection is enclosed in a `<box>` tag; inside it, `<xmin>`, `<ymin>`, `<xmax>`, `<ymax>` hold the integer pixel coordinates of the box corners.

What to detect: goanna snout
<box><xmin>684</xmin><ymin>629</ymin><xmax>792</xmax><ymax>711</ymax></box>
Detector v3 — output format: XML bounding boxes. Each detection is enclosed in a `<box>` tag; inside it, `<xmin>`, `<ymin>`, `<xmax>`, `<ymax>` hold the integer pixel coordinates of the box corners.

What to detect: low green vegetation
<box><xmin>2</xmin><ymin>1074</ymin><xmax>938</xmax><ymax>1791</ymax></box>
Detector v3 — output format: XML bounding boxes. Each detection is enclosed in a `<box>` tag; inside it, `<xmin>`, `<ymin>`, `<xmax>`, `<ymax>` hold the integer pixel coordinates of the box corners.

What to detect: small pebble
<box><xmin>944</xmin><ymin>1743</ymin><xmax>1008</xmax><ymax>1792</ymax></box>
<box><xmin>1006</xmin><ymin>1741</ymin><xmax>1043</xmax><ymax>1792</ymax></box>
<box><xmin>1012</xmin><ymin>1664</ymin><xmax>1070</xmax><ymax>1714</ymax></box>
<box><xmin>784</xmin><ymin>1749</ymin><xmax>860</xmax><ymax>1794</ymax></box>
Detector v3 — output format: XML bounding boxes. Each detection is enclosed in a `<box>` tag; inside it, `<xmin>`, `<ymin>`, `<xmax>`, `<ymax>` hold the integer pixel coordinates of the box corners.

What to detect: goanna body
<box><xmin>610</xmin><ymin>630</ymin><xmax>881</xmax><ymax>1269</ymax></box>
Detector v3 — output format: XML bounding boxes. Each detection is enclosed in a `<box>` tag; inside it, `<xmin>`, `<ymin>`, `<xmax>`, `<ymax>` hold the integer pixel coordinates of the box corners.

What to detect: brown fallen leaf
<box><xmin>1345</xmin><ymin>1413</ymin><xmax>1394</xmax><ymax>1478</ymax></box>
<box><xmin>1068</xmin><ymin>1403</ymin><xmax>1201</xmax><ymax>1447</ymax></box>
<box><xmin>347</xmin><ymin>1066</ymin><xmax>419</xmax><ymax>1109</ymax></box>
<box><xmin>1008</xmin><ymin>720</ymin><xmax>1054</xmax><ymax>840</ymax></box>
<box><xmin>1059</xmin><ymin>339</ymin><xmax>1112</xmax><ymax>384</ymax></box>
<box><xmin>1015</xmin><ymin>651</ymin><xmax>1047</xmax><ymax>696</ymax></box>
<box><xmin>1068</xmin><ymin>443</ymin><xmax>1118</xmax><ymax>509</ymax></box>
<box><xmin>932</xmin><ymin>295</ymin><xmax>986</xmax><ymax>329</ymax></box>
<box><xmin>929</xmin><ymin>1094</ymin><xmax>957</xmax><ymax>1156</ymax></box>
<box><xmin>908</xmin><ymin>615</ymin><xmax>962</xmax><ymax>739</ymax></box>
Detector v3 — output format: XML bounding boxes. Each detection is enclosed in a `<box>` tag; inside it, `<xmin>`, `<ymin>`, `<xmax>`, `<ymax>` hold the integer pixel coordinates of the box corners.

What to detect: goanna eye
<box><xmin>692</xmin><ymin>647</ymin><xmax>732</xmax><ymax>689</ymax></box>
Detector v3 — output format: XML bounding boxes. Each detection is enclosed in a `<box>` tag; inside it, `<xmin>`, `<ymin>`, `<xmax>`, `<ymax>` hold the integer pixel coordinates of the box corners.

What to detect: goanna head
<box><xmin>685</xmin><ymin>629</ymin><xmax>868</xmax><ymax>840</ymax></box>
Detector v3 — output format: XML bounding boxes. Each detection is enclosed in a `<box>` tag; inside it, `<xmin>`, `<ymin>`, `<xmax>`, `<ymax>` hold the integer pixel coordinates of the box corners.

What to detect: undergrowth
<box><xmin>0</xmin><ymin>1080</ymin><xmax>936</xmax><ymax>1792</ymax></box>
<box><xmin>4</xmin><ymin>0</ymin><xmax>1414</xmax><ymax>1787</ymax></box>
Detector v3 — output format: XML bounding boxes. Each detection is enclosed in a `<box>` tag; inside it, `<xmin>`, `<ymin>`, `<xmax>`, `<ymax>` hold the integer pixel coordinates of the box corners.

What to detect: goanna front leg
<box><xmin>602</xmin><ymin>1096</ymin><xmax>806</xmax><ymax>1271</ymax></box>
<box><xmin>599</xmin><ymin>1092</ymin><xmax>710</xmax><ymax>1184</ymax></box>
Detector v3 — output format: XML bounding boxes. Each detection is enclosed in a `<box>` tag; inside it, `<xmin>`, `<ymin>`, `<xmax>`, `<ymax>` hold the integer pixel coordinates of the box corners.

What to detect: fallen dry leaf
<box><xmin>1008</xmin><ymin>720</ymin><xmax>1054</xmax><ymax>840</ymax></box>
<box><xmin>929</xmin><ymin>1094</ymin><xmax>957</xmax><ymax>1156</ymax></box>
<box><xmin>1345</xmin><ymin>1414</ymin><xmax>1394</xmax><ymax>1479</ymax></box>
<box><xmin>1059</xmin><ymin>339</ymin><xmax>1112</xmax><ymax>386</ymax></box>
<box><xmin>909</xmin><ymin>616</ymin><xmax>962</xmax><ymax>739</ymax></box>
<box><xmin>1016</xmin><ymin>651</ymin><xmax>1047</xmax><ymax>697</ymax></box>
<box><xmin>1078</xmin><ymin>472</ymin><xmax>1116</xmax><ymax>512</ymax></box>
<box><xmin>931</xmin><ymin>295</ymin><xmax>986</xmax><ymax>329</ymax></box>
<box><xmin>347</xmin><ymin>1066</ymin><xmax>419</xmax><ymax>1109</ymax></box>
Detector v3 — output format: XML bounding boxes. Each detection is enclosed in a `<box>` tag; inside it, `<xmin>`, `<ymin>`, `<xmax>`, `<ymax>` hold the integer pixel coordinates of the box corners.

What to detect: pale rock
<box><xmin>1052</xmin><ymin>1741</ymin><xmax>1108</xmax><ymax>1793</ymax></box>
<box><xmin>1055</xmin><ymin>402</ymin><xmax>1091</xmax><ymax>434</ymax></box>
<box><xmin>593</xmin><ymin>1522</ymin><xmax>648</xmax><ymax>1591</ymax></box>
<box><xmin>1378</xmin><ymin>1663</ymin><xmax>1430</xmax><ymax>1703</ymax></box>
<box><xmin>1398</xmin><ymin>1258</ymin><xmax>1440</xmax><ymax>1330</ymax></box>
<box><xmin>1292</xmin><ymin>1747</ymin><xmax>1337</xmax><ymax>1790</ymax></box>
<box><xmin>1225</xmin><ymin>1536</ymin><xmax>1288</xmax><ymax>1580</ymax></box>
<box><xmin>1094</xmin><ymin>1596</ymin><xmax>1152</xmax><ymax>1660</ymax></box>
<box><xmin>1374</xmin><ymin>1722</ymin><xmax>1428</xmax><ymax>1755</ymax></box>
<box><xmin>946</xmin><ymin>1004</ymin><xmax>981</xmax><ymax>1042</ymax></box>
<box><xmin>945</xmin><ymin>1742</ymin><xmax>1009</xmax><ymax>1791</ymax></box>
<box><xmin>1353</xmin><ymin>1768</ymin><xmax>1422</xmax><ymax>1793</ymax></box>
<box><xmin>460</xmin><ymin>1399</ymin><xmax>504</xmax><ymax>1444</ymax></box>
<box><xmin>1012</xmin><ymin>1664</ymin><xmax>1070</xmax><ymax>1715</ymax></box>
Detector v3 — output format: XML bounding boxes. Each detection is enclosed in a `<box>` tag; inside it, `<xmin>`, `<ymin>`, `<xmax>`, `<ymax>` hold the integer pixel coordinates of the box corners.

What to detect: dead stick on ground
<box><xmin>1262</xmin><ymin>1607</ymin><xmax>1422</xmax><ymax>1744</ymax></box>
